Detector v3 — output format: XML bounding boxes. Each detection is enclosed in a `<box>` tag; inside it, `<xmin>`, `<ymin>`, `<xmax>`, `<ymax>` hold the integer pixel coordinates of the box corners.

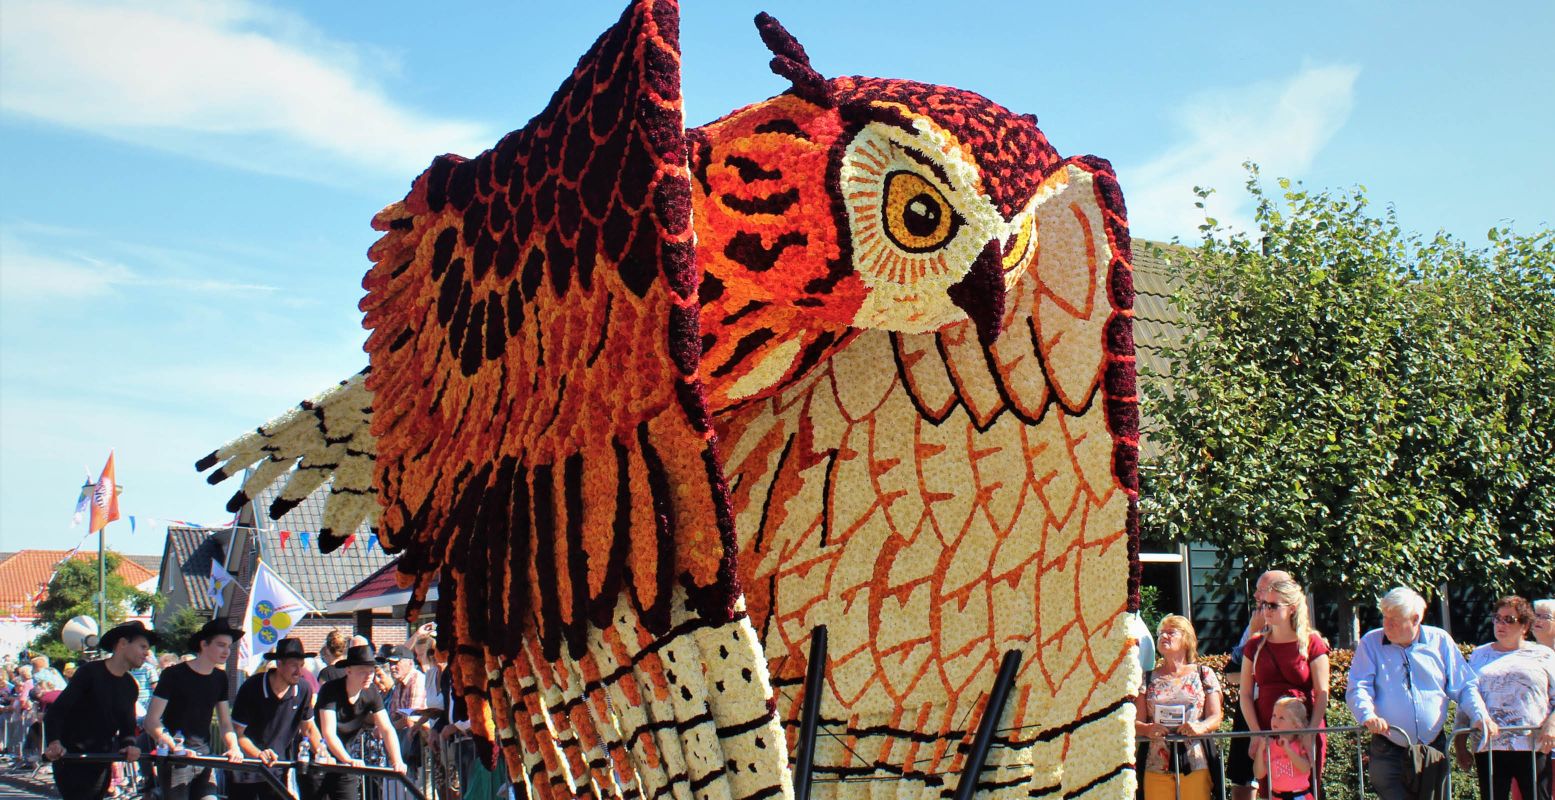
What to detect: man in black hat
<box><xmin>316</xmin><ymin>644</ymin><xmax>406</xmax><ymax>800</ymax></box>
<box><xmin>144</xmin><ymin>618</ymin><xmax>246</xmax><ymax>800</ymax></box>
<box><xmin>230</xmin><ymin>637</ymin><xmax>326</xmax><ymax>800</ymax></box>
<box><xmin>43</xmin><ymin>621</ymin><xmax>154</xmax><ymax>800</ymax></box>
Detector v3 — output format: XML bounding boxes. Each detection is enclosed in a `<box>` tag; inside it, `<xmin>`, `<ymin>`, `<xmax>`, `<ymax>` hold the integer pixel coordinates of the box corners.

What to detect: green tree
<box><xmin>29</xmin><ymin>551</ymin><xmax>160</xmax><ymax>663</ymax></box>
<box><xmin>1140</xmin><ymin>167</ymin><xmax>1555</xmax><ymax>627</ymax></box>
<box><xmin>157</xmin><ymin>605</ymin><xmax>215</xmax><ymax>656</ymax></box>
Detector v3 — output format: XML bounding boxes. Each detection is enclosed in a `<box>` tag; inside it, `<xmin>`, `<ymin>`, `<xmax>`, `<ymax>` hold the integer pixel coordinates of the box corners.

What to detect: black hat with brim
<box><xmin>99</xmin><ymin>621</ymin><xmax>158</xmax><ymax>652</ymax></box>
<box><xmin>262</xmin><ymin>637</ymin><xmax>316</xmax><ymax>661</ymax></box>
<box><xmin>337</xmin><ymin>644</ymin><xmax>379</xmax><ymax>668</ymax></box>
<box><xmin>379</xmin><ymin>644</ymin><xmax>412</xmax><ymax>662</ymax></box>
<box><xmin>186</xmin><ymin>618</ymin><xmax>246</xmax><ymax>652</ymax></box>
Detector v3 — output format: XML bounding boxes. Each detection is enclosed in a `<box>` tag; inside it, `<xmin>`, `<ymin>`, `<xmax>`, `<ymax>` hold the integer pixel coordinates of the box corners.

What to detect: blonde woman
<box><xmin>1136</xmin><ymin>615</ymin><xmax>1224</xmax><ymax>800</ymax></box>
<box><xmin>1239</xmin><ymin>579</ymin><xmax>1329</xmax><ymax>794</ymax></box>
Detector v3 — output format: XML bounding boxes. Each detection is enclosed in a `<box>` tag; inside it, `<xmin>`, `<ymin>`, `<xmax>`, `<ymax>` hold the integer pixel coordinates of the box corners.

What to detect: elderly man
<box><xmin>1347</xmin><ymin>586</ymin><xmax>1497</xmax><ymax>800</ymax></box>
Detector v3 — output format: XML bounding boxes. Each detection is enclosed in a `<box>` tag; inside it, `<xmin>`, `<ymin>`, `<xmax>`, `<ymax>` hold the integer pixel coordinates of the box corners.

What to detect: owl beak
<box><xmin>947</xmin><ymin>238</ymin><xmax>1007</xmax><ymax>346</ymax></box>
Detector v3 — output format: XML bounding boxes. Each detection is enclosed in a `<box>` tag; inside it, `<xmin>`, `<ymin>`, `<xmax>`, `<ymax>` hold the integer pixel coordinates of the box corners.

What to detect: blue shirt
<box><xmin>128</xmin><ymin>663</ymin><xmax>156</xmax><ymax>713</ymax></box>
<box><xmin>1346</xmin><ymin>625</ymin><xmax>1489</xmax><ymax>744</ymax></box>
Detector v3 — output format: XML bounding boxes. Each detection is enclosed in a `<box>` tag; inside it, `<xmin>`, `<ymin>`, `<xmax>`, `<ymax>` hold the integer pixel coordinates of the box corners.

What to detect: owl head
<box><xmin>691</xmin><ymin>13</ymin><xmax>1097</xmax><ymax>347</ymax></box>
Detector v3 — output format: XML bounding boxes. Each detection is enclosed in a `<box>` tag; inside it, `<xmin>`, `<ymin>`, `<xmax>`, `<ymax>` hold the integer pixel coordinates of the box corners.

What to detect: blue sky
<box><xmin>2</xmin><ymin>0</ymin><xmax>1550</xmax><ymax>556</ymax></box>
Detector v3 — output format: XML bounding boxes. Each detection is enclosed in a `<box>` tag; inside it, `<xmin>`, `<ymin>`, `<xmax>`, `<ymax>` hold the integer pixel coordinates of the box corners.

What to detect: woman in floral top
<box><xmin>1136</xmin><ymin>614</ymin><xmax>1224</xmax><ymax>800</ymax></box>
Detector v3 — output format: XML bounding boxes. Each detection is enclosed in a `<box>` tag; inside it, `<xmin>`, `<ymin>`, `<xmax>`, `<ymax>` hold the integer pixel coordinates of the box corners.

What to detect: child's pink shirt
<box><xmin>1268</xmin><ymin>738</ymin><xmax>1312</xmax><ymax>793</ymax></box>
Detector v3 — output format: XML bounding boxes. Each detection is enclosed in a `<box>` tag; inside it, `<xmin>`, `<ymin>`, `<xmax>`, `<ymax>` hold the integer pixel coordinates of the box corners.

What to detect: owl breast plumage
<box><xmin>197</xmin><ymin>2</ymin><xmax>1141</xmax><ymax>797</ymax></box>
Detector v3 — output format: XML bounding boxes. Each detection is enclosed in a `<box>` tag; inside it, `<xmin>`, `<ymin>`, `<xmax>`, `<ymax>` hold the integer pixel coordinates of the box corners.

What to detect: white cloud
<box><xmin>1121</xmin><ymin>65</ymin><xmax>1360</xmax><ymax>240</ymax></box>
<box><xmin>0</xmin><ymin>229</ymin><xmax>277</xmax><ymax>298</ymax></box>
<box><xmin>0</xmin><ymin>0</ymin><xmax>494</xmax><ymax>179</ymax></box>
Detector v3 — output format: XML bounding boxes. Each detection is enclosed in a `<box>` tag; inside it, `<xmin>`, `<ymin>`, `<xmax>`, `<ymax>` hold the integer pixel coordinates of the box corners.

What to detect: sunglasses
<box><xmin>1491</xmin><ymin>614</ymin><xmax>1524</xmax><ymax>626</ymax></box>
<box><xmin>1257</xmin><ymin>601</ymin><xmax>1286</xmax><ymax>611</ymax></box>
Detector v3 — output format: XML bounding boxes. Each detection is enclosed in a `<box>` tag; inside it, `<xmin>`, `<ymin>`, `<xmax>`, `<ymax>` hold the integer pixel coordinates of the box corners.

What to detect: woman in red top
<box><xmin>1238</xmin><ymin>578</ymin><xmax>1330</xmax><ymax>796</ymax></box>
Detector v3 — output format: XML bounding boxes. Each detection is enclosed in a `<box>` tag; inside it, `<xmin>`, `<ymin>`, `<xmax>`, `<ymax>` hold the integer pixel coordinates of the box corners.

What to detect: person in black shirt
<box><xmin>43</xmin><ymin>621</ymin><xmax>154</xmax><ymax>800</ymax></box>
<box><xmin>144</xmin><ymin>619</ymin><xmax>245</xmax><ymax>800</ymax></box>
<box><xmin>230</xmin><ymin>638</ymin><xmax>324</xmax><ymax>800</ymax></box>
<box><xmin>315</xmin><ymin>645</ymin><xmax>405</xmax><ymax>800</ymax></box>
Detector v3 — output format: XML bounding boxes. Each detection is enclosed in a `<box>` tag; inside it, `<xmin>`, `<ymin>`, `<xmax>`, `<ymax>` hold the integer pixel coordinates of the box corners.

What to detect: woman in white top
<box><xmin>1453</xmin><ymin>595</ymin><xmax>1555</xmax><ymax>800</ymax></box>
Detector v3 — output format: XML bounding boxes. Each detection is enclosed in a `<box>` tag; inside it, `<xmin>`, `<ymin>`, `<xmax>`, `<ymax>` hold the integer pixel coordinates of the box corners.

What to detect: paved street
<box><xmin>0</xmin><ymin>775</ymin><xmax>55</xmax><ymax>798</ymax></box>
<box><xmin>0</xmin><ymin>760</ymin><xmax>58</xmax><ymax>798</ymax></box>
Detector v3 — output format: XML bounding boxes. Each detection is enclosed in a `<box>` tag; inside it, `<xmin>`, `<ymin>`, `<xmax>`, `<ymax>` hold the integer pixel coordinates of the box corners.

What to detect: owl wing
<box><xmin>714</xmin><ymin>158</ymin><xmax>1140</xmax><ymax>794</ymax></box>
<box><xmin>194</xmin><ymin>368</ymin><xmax>379</xmax><ymax>539</ymax></box>
<box><xmin>199</xmin><ymin>3</ymin><xmax>790</xmax><ymax>799</ymax></box>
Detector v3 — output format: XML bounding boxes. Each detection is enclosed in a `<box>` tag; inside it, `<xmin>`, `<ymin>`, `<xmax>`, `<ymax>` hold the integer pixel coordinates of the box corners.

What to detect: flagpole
<box><xmin>98</xmin><ymin>520</ymin><xmax>107</xmax><ymax>634</ymax></box>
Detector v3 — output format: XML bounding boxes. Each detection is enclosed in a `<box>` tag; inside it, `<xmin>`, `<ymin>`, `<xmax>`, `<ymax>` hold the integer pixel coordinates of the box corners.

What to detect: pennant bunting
<box><xmin>278</xmin><ymin>530</ymin><xmax>291</xmax><ymax>550</ymax></box>
<box><xmin>299</xmin><ymin>532</ymin><xmax>311</xmax><ymax>549</ymax></box>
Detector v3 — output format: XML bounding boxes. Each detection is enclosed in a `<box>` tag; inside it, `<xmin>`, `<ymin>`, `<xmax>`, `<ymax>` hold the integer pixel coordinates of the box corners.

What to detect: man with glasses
<box><xmin>1348</xmin><ymin>586</ymin><xmax>1497</xmax><ymax>800</ymax></box>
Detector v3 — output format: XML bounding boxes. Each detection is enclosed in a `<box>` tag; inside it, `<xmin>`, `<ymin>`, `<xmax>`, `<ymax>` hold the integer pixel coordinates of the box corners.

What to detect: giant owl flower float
<box><xmin>199</xmin><ymin>2</ymin><xmax>1142</xmax><ymax>797</ymax></box>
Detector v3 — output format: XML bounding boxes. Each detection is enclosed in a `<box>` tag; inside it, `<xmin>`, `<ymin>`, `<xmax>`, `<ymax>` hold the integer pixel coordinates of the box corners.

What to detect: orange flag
<box><xmin>89</xmin><ymin>451</ymin><xmax>121</xmax><ymax>533</ymax></box>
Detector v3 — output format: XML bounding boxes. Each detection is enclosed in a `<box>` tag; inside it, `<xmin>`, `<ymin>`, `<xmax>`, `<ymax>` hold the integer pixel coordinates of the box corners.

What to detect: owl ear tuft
<box><xmin>754</xmin><ymin>12</ymin><xmax>833</xmax><ymax>108</ymax></box>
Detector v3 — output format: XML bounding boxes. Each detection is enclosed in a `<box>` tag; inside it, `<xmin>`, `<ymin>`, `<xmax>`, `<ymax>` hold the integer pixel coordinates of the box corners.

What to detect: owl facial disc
<box><xmin>840</xmin><ymin>116</ymin><xmax>1037</xmax><ymax>344</ymax></box>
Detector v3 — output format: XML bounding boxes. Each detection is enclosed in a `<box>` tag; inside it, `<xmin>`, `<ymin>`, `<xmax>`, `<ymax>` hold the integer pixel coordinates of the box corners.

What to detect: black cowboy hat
<box><xmin>377</xmin><ymin>644</ymin><xmax>412</xmax><ymax>663</ymax></box>
<box><xmin>99</xmin><ymin>620</ymin><xmax>159</xmax><ymax>652</ymax></box>
<box><xmin>186</xmin><ymin>618</ymin><xmax>245</xmax><ymax>652</ymax></box>
<box><xmin>337</xmin><ymin>644</ymin><xmax>379</xmax><ymax>669</ymax></box>
<box><xmin>262</xmin><ymin>637</ymin><xmax>316</xmax><ymax>661</ymax></box>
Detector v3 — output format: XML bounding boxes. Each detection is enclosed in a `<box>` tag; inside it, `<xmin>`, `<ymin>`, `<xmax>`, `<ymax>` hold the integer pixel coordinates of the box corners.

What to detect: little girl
<box><xmin>1254</xmin><ymin>695</ymin><xmax>1313</xmax><ymax>800</ymax></box>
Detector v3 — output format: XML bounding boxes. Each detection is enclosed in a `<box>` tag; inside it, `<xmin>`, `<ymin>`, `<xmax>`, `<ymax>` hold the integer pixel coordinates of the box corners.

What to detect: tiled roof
<box><xmin>0</xmin><ymin>549</ymin><xmax>159</xmax><ymax>617</ymax></box>
<box><xmin>244</xmin><ymin>481</ymin><xmax>396</xmax><ymax>607</ymax></box>
<box><xmin>337</xmin><ymin>558</ymin><xmax>404</xmax><ymax>603</ymax></box>
<box><xmin>162</xmin><ymin>527</ymin><xmax>228</xmax><ymax>614</ymax></box>
<box><xmin>125</xmin><ymin>554</ymin><xmax>164</xmax><ymax>573</ymax></box>
<box><xmin>1130</xmin><ymin>240</ymin><xmax>1192</xmax><ymax>461</ymax></box>
<box><xmin>330</xmin><ymin>556</ymin><xmax>439</xmax><ymax>613</ymax></box>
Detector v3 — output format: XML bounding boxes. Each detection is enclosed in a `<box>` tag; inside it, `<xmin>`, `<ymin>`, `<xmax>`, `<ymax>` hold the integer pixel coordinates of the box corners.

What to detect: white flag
<box><xmin>237</xmin><ymin>560</ymin><xmax>315</xmax><ymax>671</ymax></box>
<box><xmin>209</xmin><ymin>561</ymin><xmax>235</xmax><ymax>602</ymax></box>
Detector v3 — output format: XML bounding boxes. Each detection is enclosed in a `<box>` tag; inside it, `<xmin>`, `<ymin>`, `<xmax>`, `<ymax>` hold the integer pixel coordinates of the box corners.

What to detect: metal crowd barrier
<box><xmin>1137</xmin><ymin>723</ymin><xmax>1550</xmax><ymax>800</ymax></box>
<box><xmin>37</xmin><ymin>725</ymin><xmax>1549</xmax><ymax>799</ymax></box>
<box><xmin>1445</xmin><ymin>723</ymin><xmax>1550</xmax><ymax>799</ymax></box>
<box><xmin>51</xmin><ymin>751</ymin><xmax>428</xmax><ymax>800</ymax></box>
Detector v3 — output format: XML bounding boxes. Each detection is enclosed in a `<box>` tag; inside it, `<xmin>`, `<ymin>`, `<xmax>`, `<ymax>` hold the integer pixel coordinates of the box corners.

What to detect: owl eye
<box><xmin>882</xmin><ymin>171</ymin><xmax>961</xmax><ymax>253</ymax></box>
<box><xmin>1003</xmin><ymin>214</ymin><xmax>1035</xmax><ymax>272</ymax></box>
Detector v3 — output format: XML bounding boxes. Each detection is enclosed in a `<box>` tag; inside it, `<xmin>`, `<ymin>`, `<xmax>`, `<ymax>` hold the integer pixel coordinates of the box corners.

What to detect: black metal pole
<box><xmin>792</xmin><ymin>625</ymin><xmax>828</xmax><ymax>800</ymax></box>
<box><xmin>952</xmin><ymin>650</ymin><xmax>1022</xmax><ymax>800</ymax></box>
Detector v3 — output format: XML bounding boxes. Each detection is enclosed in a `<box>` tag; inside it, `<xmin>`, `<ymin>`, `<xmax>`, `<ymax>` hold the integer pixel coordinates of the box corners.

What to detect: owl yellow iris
<box><xmin>882</xmin><ymin>171</ymin><xmax>957</xmax><ymax>252</ymax></box>
<box><xmin>1004</xmin><ymin>213</ymin><xmax>1035</xmax><ymax>271</ymax></box>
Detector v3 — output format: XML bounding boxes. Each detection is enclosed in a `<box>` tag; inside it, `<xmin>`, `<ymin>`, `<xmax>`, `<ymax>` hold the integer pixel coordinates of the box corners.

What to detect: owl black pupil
<box><xmin>904</xmin><ymin>194</ymin><xmax>941</xmax><ymax>236</ymax></box>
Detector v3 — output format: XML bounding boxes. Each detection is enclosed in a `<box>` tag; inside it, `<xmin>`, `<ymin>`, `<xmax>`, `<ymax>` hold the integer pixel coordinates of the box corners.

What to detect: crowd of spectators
<box><xmin>7</xmin><ymin>581</ymin><xmax>1551</xmax><ymax>800</ymax></box>
<box><xmin>1134</xmin><ymin>575</ymin><xmax>1554</xmax><ymax>800</ymax></box>
<box><xmin>2</xmin><ymin>620</ymin><xmax>489</xmax><ymax>800</ymax></box>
